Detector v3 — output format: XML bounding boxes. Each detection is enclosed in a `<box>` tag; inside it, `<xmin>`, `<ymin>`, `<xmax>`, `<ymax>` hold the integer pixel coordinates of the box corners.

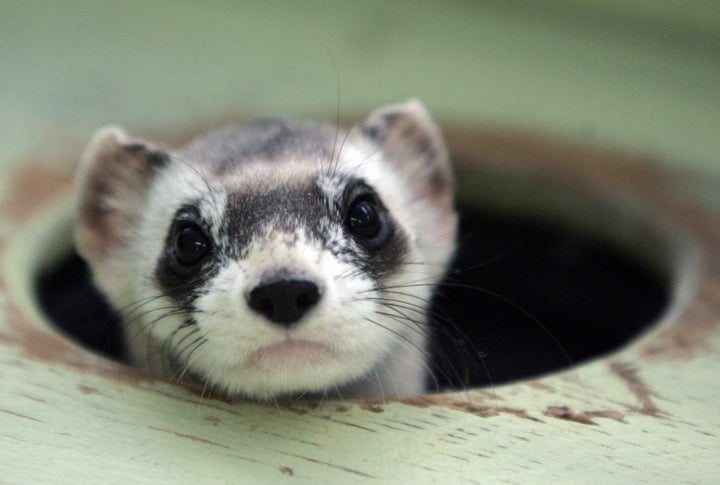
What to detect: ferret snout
<box><xmin>246</xmin><ymin>277</ymin><xmax>321</xmax><ymax>326</ymax></box>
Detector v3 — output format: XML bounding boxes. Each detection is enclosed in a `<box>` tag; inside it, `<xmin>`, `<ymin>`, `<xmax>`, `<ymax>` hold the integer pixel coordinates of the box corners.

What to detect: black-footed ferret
<box><xmin>74</xmin><ymin>100</ymin><xmax>457</xmax><ymax>400</ymax></box>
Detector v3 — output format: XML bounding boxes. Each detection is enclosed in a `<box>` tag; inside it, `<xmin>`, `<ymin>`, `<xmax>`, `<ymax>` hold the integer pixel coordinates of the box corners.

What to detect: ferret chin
<box><xmin>74</xmin><ymin>99</ymin><xmax>457</xmax><ymax>401</ymax></box>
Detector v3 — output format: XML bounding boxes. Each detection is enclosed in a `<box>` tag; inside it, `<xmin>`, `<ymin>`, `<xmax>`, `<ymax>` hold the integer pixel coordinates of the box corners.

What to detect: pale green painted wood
<box><xmin>1</xmin><ymin>2</ymin><xmax>719</xmax><ymax>483</ymax></box>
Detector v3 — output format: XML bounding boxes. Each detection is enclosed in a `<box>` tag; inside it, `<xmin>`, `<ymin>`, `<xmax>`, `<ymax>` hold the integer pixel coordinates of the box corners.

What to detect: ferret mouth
<box><xmin>249</xmin><ymin>339</ymin><xmax>336</xmax><ymax>371</ymax></box>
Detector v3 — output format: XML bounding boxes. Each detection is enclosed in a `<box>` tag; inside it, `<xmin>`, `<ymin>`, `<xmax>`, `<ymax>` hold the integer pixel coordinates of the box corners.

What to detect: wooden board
<box><xmin>1</xmin><ymin>127</ymin><xmax>718</xmax><ymax>483</ymax></box>
<box><xmin>2</xmin><ymin>2</ymin><xmax>718</xmax><ymax>481</ymax></box>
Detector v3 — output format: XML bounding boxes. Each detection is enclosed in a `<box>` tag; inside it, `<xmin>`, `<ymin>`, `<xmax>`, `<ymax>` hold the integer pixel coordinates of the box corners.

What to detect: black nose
<box><xmin>247</xmin><ymin>279</ymin><xmax>321</xmax><ymax>326</ymax></box>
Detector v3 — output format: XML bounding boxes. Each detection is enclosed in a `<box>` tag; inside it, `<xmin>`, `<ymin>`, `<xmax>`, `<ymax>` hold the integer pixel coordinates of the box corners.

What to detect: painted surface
<box><xmin>2</xmin><ymin>128</ymin><xmax>719</xmax><ymax>483</ymax></box>
<box><xmin>1</xmin><ymin>2</ymin><xmax>719</xmax><ymax>482</ymax></box>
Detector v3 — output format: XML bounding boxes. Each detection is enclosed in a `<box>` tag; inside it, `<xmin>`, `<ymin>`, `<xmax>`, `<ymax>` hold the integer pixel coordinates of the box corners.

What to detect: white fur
<box><xmin>79</xmin><ymin>101</ymin><xmax>455</xmax><ymax>400</ymax></box>
<box><xmin>134</xmin><ymin>159</ymin><xmax>435</xmax><ymax>398</ymax></box>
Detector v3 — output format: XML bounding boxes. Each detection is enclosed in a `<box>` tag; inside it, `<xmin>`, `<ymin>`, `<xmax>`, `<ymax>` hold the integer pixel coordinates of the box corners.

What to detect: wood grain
<box><xmin>1</xmin><ymin>128</ymin><xmax>718</xmax><ymax>483</ymax></box>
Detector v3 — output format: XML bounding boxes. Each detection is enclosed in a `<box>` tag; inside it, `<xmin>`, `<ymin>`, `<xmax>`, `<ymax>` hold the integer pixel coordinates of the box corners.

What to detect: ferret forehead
<box><xmin>208</xmin><ymin>139</ymin><xmax>373</xmax><ymax>200</ymax></box>
<box><xmin>224</xmin><ymin>175</ymin><xmax>327</xmax><ymax>226</ymax></box>
<box><xmin>155</xmin><ymin>159</ymin><xmax>358</xmax><ymax>228</ymax></box>
<box><xmin>148</xmin><ymin>160</ymin><xmax>226</xmax><ymax>220</ymax></box>
<box><xmin>178</xmin><ymin>118</ymin><xmax>342</xmax><ymax>176</ymax></box>
<box><xmin>216</xmin><ymin>175</ymin><xmax>334</xmax><ymax>259</ymax></box>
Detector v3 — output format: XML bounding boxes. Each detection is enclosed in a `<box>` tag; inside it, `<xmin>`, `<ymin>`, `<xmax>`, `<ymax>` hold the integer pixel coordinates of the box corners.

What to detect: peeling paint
<box><xmin>279</xmin><ymin>403</ymin><xmax>309</xmax><ymax>415</ymax></box>
<box><xmin>544</xmin><ymin>406</ymin><xmax>626</xmax><ymax>425</ymax></box>
<box><xmin>609</xmin><ymin>361</ymin><xmax>663</xmax><ymax>417</ymax></box>
<box><xmin>77</xmin><ymin>385</ymin><xmax>100</xmax><ymax>395</ymax></box>
<box><xmin>400</xmin><ymin>394</ymin><xmax>542</xmax><ymax>422</ymax></box>
<box><xmin>358</xmin><ymin>401</ymin><xmax>385</xmax><ymax>413</ymax></box>
<box><xmin>527</xmin><ymin>381</ymin><xmax>555</xmax><ymax>392</ymax></box>
<box><xmin>398</xmin><ymin>396</ymin><xmax>435</xmax><ymax>408</ymax></box>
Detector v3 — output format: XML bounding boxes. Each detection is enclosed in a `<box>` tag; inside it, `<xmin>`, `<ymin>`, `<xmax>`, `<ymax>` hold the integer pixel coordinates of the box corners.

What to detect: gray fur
<box><xmin>75</xmin><ymin>99</ymin><xmax>457</xmax><ymax>400</ymax></box>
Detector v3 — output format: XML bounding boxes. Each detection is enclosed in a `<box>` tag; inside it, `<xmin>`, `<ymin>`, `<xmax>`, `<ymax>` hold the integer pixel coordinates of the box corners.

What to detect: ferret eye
<box><xmin>346</xmin><ymin>197</ymin><xmax>382</xmax><ymax>239</ymax></box>
<box><xmin>174</xmin><ymin>225</ymin><xmax>210</xmax><ymax>266</ymax></box>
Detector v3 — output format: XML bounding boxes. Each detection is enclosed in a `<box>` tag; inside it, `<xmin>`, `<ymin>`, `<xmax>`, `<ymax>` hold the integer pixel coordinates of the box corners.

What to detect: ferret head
<box><xmin>75</xmin><ymin>100</ymin><xmax>456</xmax><ymax>399</ymax></box>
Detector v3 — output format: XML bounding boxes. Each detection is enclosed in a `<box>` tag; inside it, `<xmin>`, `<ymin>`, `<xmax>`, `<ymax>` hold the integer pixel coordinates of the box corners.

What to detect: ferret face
<box><xmin>75</xmin><ymin>100</ymin><xmax>456</xmax><ymax>399</ymax></box>
<box><xmin>142</xmin><ymin>158</ymin><xmax>418</xmax><ymax>397</ymax></box>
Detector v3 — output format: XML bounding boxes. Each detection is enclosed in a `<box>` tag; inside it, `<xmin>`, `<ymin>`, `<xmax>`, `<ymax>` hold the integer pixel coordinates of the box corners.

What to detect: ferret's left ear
<box><xmin>362</xmin><ymin>99</ymin><xmax>452</xmax><ymax>198</ymax></box>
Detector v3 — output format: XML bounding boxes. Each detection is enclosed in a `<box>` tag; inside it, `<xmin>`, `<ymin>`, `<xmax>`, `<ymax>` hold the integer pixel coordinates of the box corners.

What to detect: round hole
<box><xmin>35</xmin><ymin>193</ymin><xmax>669</xmax><ymax>392</ymax></box>
<box><xmin>31</xmin><ymin>126</ymin><xmax>681</xmax><ymax>396</ymax></box>
<box><xmin>428</xmin><ymin>205</ymin><xmax>668</xmax><ymax>390</ymax></box>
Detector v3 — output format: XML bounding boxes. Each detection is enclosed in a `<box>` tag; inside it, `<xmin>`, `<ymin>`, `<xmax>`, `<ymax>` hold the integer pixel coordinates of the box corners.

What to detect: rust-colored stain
<box><xmin>400</xmin><ymin>394</ymin><xmax>542</xmax><ymax>422</ymax></box>
<box><xmin>1</xmin><ymin>302</ymin><xmax>77</xmax><ymax>365</ymax></box>
<box><xmin>279</xmin><ymin>466</ymin><xmax>294</xmax><ymax>476</ymax></box>
<box><xmin>637</xmin><ymin>188</ymin><xmax>720</xmax><ymax>361</ymax></box>
<box><xmin>279</xmin><ymin>403</ymin><xmax>309</xmax><ymax>415</ymax></box>
<box><xmin>0</xmin><ymin>163</ymin><xmax>79</xmax><ymax>375</ymax></box>
<box><xmin>397</xmin><ymin>396</ymin><xmax>434</xmax><ymax>408</ymax></box>
<box><xmin>527</xmin><ymin>381</ymin><xmax>556</xmax><ymax>392</ymax></box>
<box><xmin>77</xmin><ymin>385</ymin><xmax>101</xmax><ymax>395</ymax></box>
<box><xmin>609</xmin><ymin>361</ymin><xmax>663</xmax><ymax>417</ymax></box>
<box><xmin>358</xmin><ymin>401</ymin><xmax>385</xmax><ymax>413</ymax></box>
<box><xmin>642</xmin><ymin>277</ymin><xmax>720</xmax><ymax>360</ymax></box>
<box><xmin>205</xmin><ymin>416</ymin><xmax>221</xmax><ymax>424</ymax></box>
<box><xmin>1</xmin><ymin>164</ymin><xmax>73</xmax><ymax>221</ymax></box>
<box><xmin>544</xmin><ymin>406</ymin><xmax>626</xmax><ymax>425</ymax></box>
<box><xmin>0</xmin><ymin>294</ymin><xmax>155</xmax><ymax>390</ymax></box>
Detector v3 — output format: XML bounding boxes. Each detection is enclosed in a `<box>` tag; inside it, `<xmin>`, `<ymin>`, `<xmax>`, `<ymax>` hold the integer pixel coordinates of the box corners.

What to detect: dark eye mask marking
<box><xmin>154</xmin><ymin>203</ymin><xmax>218</xmax><ymax>309</ymax></box>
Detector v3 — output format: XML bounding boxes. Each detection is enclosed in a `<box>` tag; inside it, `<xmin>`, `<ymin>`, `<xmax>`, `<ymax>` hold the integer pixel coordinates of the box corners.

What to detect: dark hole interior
<box><xmin>35</xmin><ymin>206</ymin><xmax>668</xmax><ymax>391</ymax></box>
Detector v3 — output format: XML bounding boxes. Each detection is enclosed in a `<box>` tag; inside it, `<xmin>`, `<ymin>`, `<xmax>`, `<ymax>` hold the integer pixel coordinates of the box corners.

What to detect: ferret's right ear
<box><xmin>75</xmin><ymin>126</ymin><xmax>168</xmax><ymax>270</ymax></box>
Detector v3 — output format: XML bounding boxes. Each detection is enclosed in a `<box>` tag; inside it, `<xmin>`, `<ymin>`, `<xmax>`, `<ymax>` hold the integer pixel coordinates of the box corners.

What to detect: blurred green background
<box><xmin>1</xmin><ymin>0</ymin><xmax>718</xmax><ymax>174</ymax></box>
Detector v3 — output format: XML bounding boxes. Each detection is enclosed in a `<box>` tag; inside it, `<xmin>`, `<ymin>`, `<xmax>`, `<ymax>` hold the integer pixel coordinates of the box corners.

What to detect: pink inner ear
<box><xmin>365</xmin><ymin>103</ymin><xmax>453</xmax><ymax>200</ymax></box>
<box><xmin>75</xmin><ymin>129</ymin><xmax>166</xmax><ymax>267</ymax></box>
